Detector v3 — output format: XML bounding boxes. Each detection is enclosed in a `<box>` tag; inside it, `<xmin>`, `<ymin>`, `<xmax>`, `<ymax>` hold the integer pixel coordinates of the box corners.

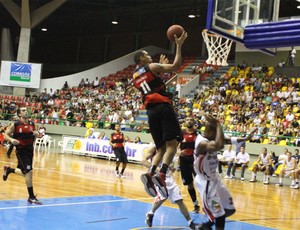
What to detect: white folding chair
<box><xmin>35</xmin><ymin>135</ymin><xmax>49</xmax><ymax>152</ymax></box>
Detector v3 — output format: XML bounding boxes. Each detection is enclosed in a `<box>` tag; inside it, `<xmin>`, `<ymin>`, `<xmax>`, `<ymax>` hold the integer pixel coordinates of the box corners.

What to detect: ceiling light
<box><xmin>298</xmin><ymin>5</ymin><xmax>300</xmax><ymax>9</ymax></box>
<box><xmin>112</xmin><ymin>18</ymin><xmax>118</xmax><ymax>24</ymax></box>
<box><xmin>41</xmin><ymin>28</ymin><xmax>47</xmax><ymax>32</ymax></box>
<box><xmin>188</xmin><ymin>14</ymin><xmax>196</xmax><ymax>18</ymax></box>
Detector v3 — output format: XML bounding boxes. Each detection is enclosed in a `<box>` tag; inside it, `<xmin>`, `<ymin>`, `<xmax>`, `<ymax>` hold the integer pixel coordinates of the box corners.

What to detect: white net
<box><xmin>202</xmin><ymin>29</ymin><xmax>233</xmax><ymax>66</ymax></box>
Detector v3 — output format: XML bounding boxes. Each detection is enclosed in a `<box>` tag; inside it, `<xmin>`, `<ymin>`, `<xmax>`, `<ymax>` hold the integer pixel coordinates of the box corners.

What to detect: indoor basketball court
<box><xmin>1</xmin><ymin>0</ymin><xmax>300</xmax><ymax>229</ymax></box>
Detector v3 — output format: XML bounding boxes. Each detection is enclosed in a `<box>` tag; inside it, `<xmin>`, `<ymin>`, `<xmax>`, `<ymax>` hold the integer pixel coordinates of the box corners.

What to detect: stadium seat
<box><xmin>277</xmin><ymin>140</ymin><xmax>287</xmax><ymax>146</ymax></box>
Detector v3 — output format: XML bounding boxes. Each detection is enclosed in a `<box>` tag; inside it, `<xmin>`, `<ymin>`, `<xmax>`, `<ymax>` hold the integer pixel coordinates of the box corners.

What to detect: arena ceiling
<box><xmin>0</xmin><ymin>0</ymin><xmax>299</xmax><ymax>77</ymax></box>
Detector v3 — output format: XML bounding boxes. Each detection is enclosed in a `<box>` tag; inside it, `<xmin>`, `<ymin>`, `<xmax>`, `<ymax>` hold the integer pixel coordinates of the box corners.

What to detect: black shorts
<box><xmin>179</xmin><ymin>155</ymin><xmax>195</xmax><ymax>185</ymax></box>
<box><xmin>114</xmin><ymin>148</ymin><xmax>128</xmax><ymax>163</ymax></box>
<box><xmin>147</xmin><ymin>103</ymin><xmax>182</xmax><ymax>148</ymax></box>
<box><xmin>16</xmin><ymin>148</ymin><xmax>33</xmax><ymax>174</ymax></box>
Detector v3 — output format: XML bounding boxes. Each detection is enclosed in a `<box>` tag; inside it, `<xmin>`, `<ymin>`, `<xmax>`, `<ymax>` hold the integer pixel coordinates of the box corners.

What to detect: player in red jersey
<box><xmin>178</xmin><ymin>116</ymin><xmax>200</xmax><ymax>213</ymax></box>
<box><xmin>3</xmin><ymin>107</ymin><xmax>42</xmax><ymax>204</ymax></box>
<box><xmin>110</xmin><ymin>123</ymin><xmax>128</xmax><ymax>178</ymax></box>
<box><xmin>133</xmin><ymin>31</ymin><xmax>187</xmax><ymax>198</ymax></box>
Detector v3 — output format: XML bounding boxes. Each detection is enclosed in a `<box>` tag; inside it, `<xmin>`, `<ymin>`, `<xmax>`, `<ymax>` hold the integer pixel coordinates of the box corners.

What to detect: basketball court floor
<box><xmin>0</xmin><ymin>146</ymin><xmax>299</xmax><ymax>230</ymax></box>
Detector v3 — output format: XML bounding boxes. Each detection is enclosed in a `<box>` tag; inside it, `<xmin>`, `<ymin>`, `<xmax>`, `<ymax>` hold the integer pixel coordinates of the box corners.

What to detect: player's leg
<box><xmin>119</xmin><ymin>150</ymin><xmax>128</xmax><ymax>177</ymax></box>
<box><xmin>114</xmin><ymin>150</ymin><xmax>122</xmax><ymax>177</ymax></box>
<box><xmin>180</xmin><ymin>156</ymin><xmax>200</xmax><ymax>213</ymax></box>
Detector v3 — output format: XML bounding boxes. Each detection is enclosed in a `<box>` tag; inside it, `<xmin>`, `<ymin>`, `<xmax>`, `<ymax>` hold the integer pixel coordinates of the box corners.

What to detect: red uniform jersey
<box><xmin>13</xmin><ymin>120</ymin><xmax>35</xmax><ymax>149</ymax></box>
<box><xmin>110</xmin><ymin>132</ymin><xmax>125</xmax><ymax>149</ymax></box>
<box><xmin>180</xmin><ymin>130</ymin><xmax>198</xmax><ymax>156</ymax></box>
<box><xmin>133</xmin><ymin>65</ymin><xmax>171</xmax><ymax>107</ymax></box>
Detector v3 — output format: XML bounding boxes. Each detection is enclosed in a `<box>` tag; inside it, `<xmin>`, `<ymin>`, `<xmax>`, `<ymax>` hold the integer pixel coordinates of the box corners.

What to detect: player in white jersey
<box><xmin>194</xmin><ymin>115</ymin><xmax>235</xmax><ymax>230</ymax></box>
<box><xmin>275</xmin><ymin>151</ymin><xmax>298</xmax><ymax>188</ymax></box>
<box><xmin>141</xmin><ymin>143</ymin><xmax>198</xmax><ymax>229</ymax></box>
<box><xmin>249</xmin><ymin>148</ymin><xmax>273</xmax><ymax>184</ymax></box>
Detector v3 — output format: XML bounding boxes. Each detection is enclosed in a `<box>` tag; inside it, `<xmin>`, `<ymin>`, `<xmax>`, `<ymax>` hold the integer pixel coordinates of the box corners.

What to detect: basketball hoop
<box><xmin>202</xmin><ymin>29</ymin><xmax>233</xmax><ymax>66</ymax></box>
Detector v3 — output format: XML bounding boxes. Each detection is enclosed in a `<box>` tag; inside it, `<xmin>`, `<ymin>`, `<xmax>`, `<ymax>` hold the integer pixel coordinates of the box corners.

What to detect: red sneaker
<box><xmin>152</xmin><ymin>173</ymin><xmax>168</xmax><ymax>198</ymax></box>
<box><xmin>140</xmin><ymin>173</ymin><xmax>157</xmax><ymax>197</ymax></box>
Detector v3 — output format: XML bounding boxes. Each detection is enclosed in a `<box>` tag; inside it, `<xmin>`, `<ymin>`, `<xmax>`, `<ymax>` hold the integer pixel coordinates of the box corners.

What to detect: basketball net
<box><xmin>202</xmin><ymin>29</ymin><xmax>233</xmax><ymax>66</ymax></box>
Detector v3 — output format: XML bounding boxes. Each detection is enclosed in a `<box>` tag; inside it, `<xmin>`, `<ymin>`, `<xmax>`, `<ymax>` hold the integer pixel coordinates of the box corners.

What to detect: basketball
<box><xmin>167</xmin><ymin>25</ymin><xmax>184</xmax><ymax>42</ymax></box>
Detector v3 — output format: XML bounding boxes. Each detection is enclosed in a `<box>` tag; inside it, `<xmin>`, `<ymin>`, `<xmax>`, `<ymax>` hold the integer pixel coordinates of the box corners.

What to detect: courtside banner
<box><xmin>0</xmin><ymin>61</ymin><xmax>42</xmax><ymax>88</ymax></box>
<box><xmin>62</xmin><ymin>136</ymin><xmax>148</xmax><ymax>162</ymax></box>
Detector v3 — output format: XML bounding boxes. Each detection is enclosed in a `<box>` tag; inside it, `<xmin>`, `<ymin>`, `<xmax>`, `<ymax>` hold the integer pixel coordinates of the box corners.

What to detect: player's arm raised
<box><xmin>149</xmin><ymin>31</ymin><xmax>187</xmax><ymax>74</ymax></box>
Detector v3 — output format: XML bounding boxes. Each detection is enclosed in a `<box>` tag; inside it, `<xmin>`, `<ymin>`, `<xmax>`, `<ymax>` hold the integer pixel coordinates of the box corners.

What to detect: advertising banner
<box><xmin>62</xmin><ymin>136</ymin><xmax>149</xmax><ymax>162</ymax></box>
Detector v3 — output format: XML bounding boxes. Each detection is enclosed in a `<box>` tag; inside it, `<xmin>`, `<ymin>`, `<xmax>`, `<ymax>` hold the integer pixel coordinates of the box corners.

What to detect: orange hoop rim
<box><xmin>202</xmin><ymin>29</ymin><xmax>218</xmax><ymax>37</ymax></box>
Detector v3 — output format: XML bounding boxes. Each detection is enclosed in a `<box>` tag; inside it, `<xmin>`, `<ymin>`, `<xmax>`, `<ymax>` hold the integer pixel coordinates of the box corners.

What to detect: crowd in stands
<box><xmin>1</xmin><ymin>59</ymin><xmax>300</xmax><ymax>149</ymax></box>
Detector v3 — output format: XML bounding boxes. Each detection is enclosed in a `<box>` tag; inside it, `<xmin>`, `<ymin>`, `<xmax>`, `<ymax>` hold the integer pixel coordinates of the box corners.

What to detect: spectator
<box><xmin>63</xmin><ymin>81</ymin><xmax>69</xmax><ymax>90</ymax></box>
<box><xmin>231</xmin><ymin>146</ymin><xmax>250</xmax><ymax>181</ymax></box>
<box><xmin>134</xmin><ymin>136</ymin><xmax>142</xmax><ymax>144</ymax></box>
<box><xmin>85</xmin><ymin>128</ymin><xmax>96</xmax><ymax>139</ymax></box>
<box><xmin>98</xmin><ymin>131</ymin><xmax>109</xmax><ymax>140</ymax></box>
<box><xmin>219</xmin><ymin>144</ymin><xmax>236</xmax><ymax>178</ymax></box>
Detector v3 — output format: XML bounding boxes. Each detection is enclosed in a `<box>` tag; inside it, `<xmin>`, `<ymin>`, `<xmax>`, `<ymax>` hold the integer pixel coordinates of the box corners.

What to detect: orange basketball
<box><xmin>167</xmin><ymin>25</ymin><xmax>184</xmax><ymax>42</ymax></box>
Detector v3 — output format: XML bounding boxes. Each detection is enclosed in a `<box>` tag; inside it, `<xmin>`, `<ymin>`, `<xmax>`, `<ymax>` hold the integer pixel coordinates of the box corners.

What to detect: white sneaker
<box><xmin>230</xmin><ymin>175</ymin><xmax>235</xmax><ymax>179</ymax></box>
<box><xmin>224</xmin><ymin>175</ymin><xmax>230</xmax><ymax>179</ymax></box>
<box><xmin>120</xmin><ymin>173</ymin><xmax>125</xmax><ymax>178</ymax></box>
<box><xmin>115</xmin><ymin>171</ymin><xmax>120</xmax><ymax>177</ymax></box>
<box><xmin>249</xmin><ymin>178</ymin><xmax>257</xmax><ymax>182</ymax></box>
<box><xmin>241</xmin><ymin>177</ymin><xmax>245</xmax><ymax>181</ymax></box>
<box><xmin>263</xmin><ymin>180</ymin><xmax>269</xmax><ymax>185</ymax></box>
<box><xmin>290</xmin><ymin>184</ymin><xmax>299</xmax><ymax>189</ymax></box>
<box><xmin>275</xmin><ymin>183</ymin><xmax>283</xmax><ymax>187</ymax></box>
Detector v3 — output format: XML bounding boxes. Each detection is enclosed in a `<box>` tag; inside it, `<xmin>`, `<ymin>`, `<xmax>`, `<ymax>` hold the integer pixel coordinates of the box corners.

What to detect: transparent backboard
<box><xmin>207</xmin><ymin>0</ymin><xmax>279</xmax><ymax>55</ymax></box>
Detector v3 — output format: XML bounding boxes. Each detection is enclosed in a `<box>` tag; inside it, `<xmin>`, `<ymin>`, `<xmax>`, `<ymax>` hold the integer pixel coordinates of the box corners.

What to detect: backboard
<box><xmin>206</xmin><ymin>0</ymin><xmax>279</xmax><ymax>55</ymax></box>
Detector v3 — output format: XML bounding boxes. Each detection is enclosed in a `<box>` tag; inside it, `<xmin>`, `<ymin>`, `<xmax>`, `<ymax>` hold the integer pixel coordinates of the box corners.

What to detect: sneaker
<box><xmin>224</xmin><ymin>175</ymin><xmax>230</xmax><ymax>179</ymax></box>
<box><xmin>189</xmin><ymin>220</ymin><xmax>199</xmax><ymax>229</ymax></box>
<box><xmin>198</xmin><ymin>221</ymin><xmax>214</xmax><ymax>230</ymax></box>
<box><xmin>120</xmin><ymin>173</ymin><xmax>125</xmax><ymax>178</ymax></box>
<box><xmin>263</xmin><ymin>180</ymin><xmax>269</xmax><ymax>185</ymax></box>
<box><xmin>249</xmin><ymin>178</ymin><xmax>257</xmax><ymax>182</ymax></box>
<box><xmin>290</xmin><ymin>184</ymin><xmax>299</xmax><ymax>189</ymax></box>
<box><xmin>140</xmin><ymin>173</ymin><xmax>157</xmax><ymax>197</ymax></box>
<box><xmin>230</xmin><ymin>175</ymin><xmax>235</xmax><ymax>179</ymax></box>
<box><xmin>3</xmin><ymin>166</ymin><xmax>10</xmax><ymax>181</ymax></box>
<box><xmin>241</xmin><ymin>177</ymin><xmax>245</xmax><ymax>181</ymax></box>
<box><xmin>272</xmin><ymin>174</ymin><xmax>277</xmax><ymax>177</ymax></box>
<box><xmin>28</xmin><ymin>196</ymin><xmax>42</xmax><ymax>205</ymax></box>
<box><xmin>115</xmin><ymin>171</ymin><xmax>120</xmax><ymax>177</ymax></box>
<box><xmin>275</xmin><ymin>183</ymin><xmax>283</xmax><ymax>187</ymax></box>
<box><xmin>145</xmin><ymin>212</ymin><xmax>154</xmax><ymax>227</ymax></box>
<box><xmin>152</xmin><ymin>173</ymin><xmax>168</xmax><ymax>198</ymax></box>
<box><xmin>192</xmin><ymin>205</ymin><xmax>200</xmax><ymax>213</ymax></box>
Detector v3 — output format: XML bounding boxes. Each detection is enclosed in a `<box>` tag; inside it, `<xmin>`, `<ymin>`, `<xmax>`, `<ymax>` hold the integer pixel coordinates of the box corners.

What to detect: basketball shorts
<box><xmin>16</xmin><ymin>148</ymin><xmax>34</xmax><ymax>174</ymax></box>
<box><xmin>147</xmin><ymin>103</ymin><xmax>182</xmax><ymax>149</ymax></box>
<box><xmin>180</xmin><ymin>155</ymin><xmax>195</xmax><ymax>185</ymax></box>
<box><xmin>194</xmin><ymin>174</ymin><xmax>235</xmax><ymax>221</ymax></box>
<box><xmin>114</xmin><ymin>148</ymin><xmax>128</xmax><ymax>163</ymax></box>
<box><xmin>154</xmin><ymin>175</ymin><xmax>182</xmax><ymax>204</ymax></box>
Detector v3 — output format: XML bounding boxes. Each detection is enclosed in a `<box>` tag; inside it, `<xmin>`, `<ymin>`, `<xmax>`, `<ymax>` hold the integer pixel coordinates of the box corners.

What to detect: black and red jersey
<box><xmin>180</xmin><ymin>130</ymin><xmax>198</xmax><ymax>156</ymax></box>
<box><xmin>132</xmin><ymin>65</ymin><xmax>171</xmax><ymax>107</ymax></box>
<box><xmin>13</xmin><ymin>120</ymin><xmax>35</xmax><ymax>148</ymax></box>
<box><xmin>110</xmin><ymin>132</ymin><xmax>125</xmax><ymax>148</ymax></box>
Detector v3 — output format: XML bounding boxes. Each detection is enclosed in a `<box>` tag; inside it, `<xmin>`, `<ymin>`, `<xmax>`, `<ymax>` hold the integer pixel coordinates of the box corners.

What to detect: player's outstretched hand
<box><xmin>174</xmin><ymin>31</ymin><xmax>188</xmax><ymax>46</ymax></box>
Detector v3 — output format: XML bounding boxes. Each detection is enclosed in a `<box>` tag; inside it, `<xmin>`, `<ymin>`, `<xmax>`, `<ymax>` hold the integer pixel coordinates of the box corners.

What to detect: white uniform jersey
<box><xmin>260</xmin><ymin>153</ymin><xmax>270</xmax><ymax>165</ymax></box>
<box><xmin>194</xmin><ymin>134</ymin><xmax>219</xmax><ymax>180</ymax></box>
<box><xmin>285</xmin><ymin>157</ymin><xmax>295</xmax><ymax>171</ymax></box>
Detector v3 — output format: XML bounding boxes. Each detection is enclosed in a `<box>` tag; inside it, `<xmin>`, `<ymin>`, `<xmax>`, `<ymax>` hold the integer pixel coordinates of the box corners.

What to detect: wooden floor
<box><xmin>0</xmin><ymin>145</ymin><xmax>299</xmax><ymax>230</ymax></box>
